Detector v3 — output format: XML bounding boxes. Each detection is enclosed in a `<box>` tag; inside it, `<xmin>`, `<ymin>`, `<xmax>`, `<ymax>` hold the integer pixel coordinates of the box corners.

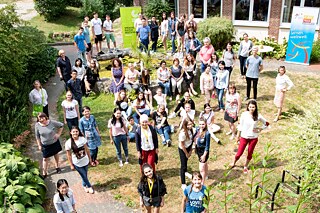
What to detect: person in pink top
<box><xmin>108</xmin><ymin>108</ymin><xmax>129</xmax><ymax>167</ymax></box>
<box><xmin>199</xmin><ymin>37</ymin><xmax>215</xmax><ymax>73</ymax></box>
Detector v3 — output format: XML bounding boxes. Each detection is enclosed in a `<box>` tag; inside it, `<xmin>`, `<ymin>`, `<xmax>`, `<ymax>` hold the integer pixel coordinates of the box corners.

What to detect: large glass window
<box><xmin>235</xmin><ymin>0</ymin><xmax>269</xmax><ymax>21</ymax></box>
<box><xmin>207</xmin><ymin>0</ymin><xmax>221</xmax><ymax>17</ymax></box>
<box><xmin>282</xmin><ymin>0</ymin><xmax>320</xmax><ymax>23</ymax></box>
<box><xmin>192</xmin><ymin>0</ymin><xmax>204</xmax><ymax>18</ymax></box>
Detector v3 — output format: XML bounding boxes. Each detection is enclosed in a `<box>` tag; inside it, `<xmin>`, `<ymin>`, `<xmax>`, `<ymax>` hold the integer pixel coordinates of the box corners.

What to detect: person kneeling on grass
<box><xmin>108</xmin><ymin>108</ymin><xmax>130</xmax><ymax>167</ymax></box>
<box><xmin>127</xmin><ymin>116</ymin><xmax>138</xmax><ymax>142</ymax></box>
<box><xmin>152</xmin><ymin>105</ymin><xmax>171</xmax><ymax>147</ymax></box>
<box><xmin>138</xmin><ymin>163</ymin><xmax>167</xmax><ymax>213</ymax></box>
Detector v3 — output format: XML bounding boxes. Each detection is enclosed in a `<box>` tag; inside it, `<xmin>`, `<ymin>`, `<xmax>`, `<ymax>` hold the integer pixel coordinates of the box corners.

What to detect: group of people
<box><xmin>28</xmin><ymin>11</ymin><xmax>296</xmax><ymax>213</ymax></box>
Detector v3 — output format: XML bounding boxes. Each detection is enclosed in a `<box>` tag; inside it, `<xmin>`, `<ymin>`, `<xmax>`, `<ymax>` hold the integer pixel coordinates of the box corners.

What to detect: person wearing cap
<box><xmin>135</xmin><ymin>114</ymin><xmax>159</xmax><ymax>172</ymax></box>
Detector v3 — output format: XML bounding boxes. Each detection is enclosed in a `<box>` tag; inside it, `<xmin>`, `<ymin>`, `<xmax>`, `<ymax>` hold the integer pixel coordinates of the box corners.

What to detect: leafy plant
<box><xmin>34</xmin><ymin>0</ymin><xmax>67</xmax><ymax>21</ymax></box>
<box><xmin>0</xmin><ymin>143</ymin><xmax>46</xmax><ymax>212</ymax></box>
<box><xmin>310</xmin><ymin>39</ymin><xmax>320</xmax><ymax>63</ymax></box>
<box><xmin>143</xmin><ymin>0</ymin><xmax>173</xmax><ymax>21</ymax></box>
<box><xmin>197</xmin><ymin>17</ymin><xmax>235</xmax><ymax>51</ymax></box>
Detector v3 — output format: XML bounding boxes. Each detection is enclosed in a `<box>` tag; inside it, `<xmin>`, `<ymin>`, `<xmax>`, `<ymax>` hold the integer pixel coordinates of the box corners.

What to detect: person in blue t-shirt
<box><xmin>137</xmin><ymin>17</ymin><xmax>151</xmax><ymax>52</ymax></box>
<box><xmin>74</xmin><ymin>27</ymin><xmax>88</xmax><ymax>66</ymax></box>
<box><xmin>181</xmin><ymin>172</ymin><xmax>207</xmax><ymax>213</ymax></box>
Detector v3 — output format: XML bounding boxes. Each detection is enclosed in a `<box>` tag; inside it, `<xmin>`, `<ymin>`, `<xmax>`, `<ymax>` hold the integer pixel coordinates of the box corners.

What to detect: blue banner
<box><xmin>285</xmin><ymin>7</ymin><xmax>319</xmax><ymax>65</ymax></box>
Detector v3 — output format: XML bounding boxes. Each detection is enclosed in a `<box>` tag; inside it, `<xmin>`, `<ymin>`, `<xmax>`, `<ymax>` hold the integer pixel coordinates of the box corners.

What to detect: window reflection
<box><xmin>252</xmin><ymin>0</ymin><xmax>269</xmax><ymax>21</ymax></box>
<box><xmin>207</xmin><ymin>0</ymin><xmax>221</xmax><ymax>17</ymax></box>
<box><xmin>235</xmin><ymin>0</ymin><xmax>250</xmax><ymax>20</ymax></box>
<box><xmin>282</xmin><ymin>0</ymin><xmax>301</xmax><ymax>23</ymax></box>
<box><xmin>192</xmin><ymin>0</ymin><xmax>204</xmax><ymax>18</ymax></box>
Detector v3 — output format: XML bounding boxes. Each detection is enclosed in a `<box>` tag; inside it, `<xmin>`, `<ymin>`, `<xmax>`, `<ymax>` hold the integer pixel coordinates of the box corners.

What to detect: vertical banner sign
<box><xmin>285</xmin><ymin>7</ymin><xmax>320</xmax><ymax>65</ymax></box>
<box><xmin>120</xmin><ymin>7</ymin><xmax>141</xmax><ymax>48</ymax></box>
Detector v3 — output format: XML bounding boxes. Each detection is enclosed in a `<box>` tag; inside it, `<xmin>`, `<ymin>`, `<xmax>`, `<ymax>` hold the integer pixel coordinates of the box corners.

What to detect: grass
<box><xmin>0</xmin><ymin>0</ymin><xmax>17</xmax><ymax>3</ymax></box>
<box><xmin>53</xmin><ymin>66</ymin><xmax>320</xmax><ymax>212</ymax></box>
<box><xmin>28</xmin><ymin>7</ymin><xmax>82</xmax><ymax>36</ymax></box>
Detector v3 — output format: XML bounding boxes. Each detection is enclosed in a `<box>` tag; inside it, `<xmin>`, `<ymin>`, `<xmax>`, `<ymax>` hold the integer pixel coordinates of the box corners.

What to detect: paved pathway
<box><xmin>0</xmin><ymin>0</ymin><xmax>37</xmax><ymax>21</ymax></box>
<box><xmin>27</xmin><ymin>45</ymin><xmax>135</xmax><ymax>213</ymax></box>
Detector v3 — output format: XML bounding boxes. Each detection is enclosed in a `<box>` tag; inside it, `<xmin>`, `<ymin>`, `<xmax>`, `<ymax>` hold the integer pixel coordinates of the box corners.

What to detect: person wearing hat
<box><xmin>135</xmin><ymin>114</ymin><xmax>159</xmax><ymax>172</ymax></box>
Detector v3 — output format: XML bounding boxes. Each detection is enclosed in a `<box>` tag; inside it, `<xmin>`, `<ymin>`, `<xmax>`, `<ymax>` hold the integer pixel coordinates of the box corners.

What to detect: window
<box><xmin>207</xmin><ymin>0</ymin><xmax>221</xmax><ymax>17</ymax></box>
<box><xmin>282</xmin><ymin>0</ymin><xmax>320</xmax><ymax>23</ymax></box>
<box><xmin>235</xmin><ymin>0</ymin><xmax>270</xmax><ymax>21</ymax></box>
<box><xmin>190</xmin><ymin>0</ymin><xmax>221</xmax><ymax>18</ymax></box>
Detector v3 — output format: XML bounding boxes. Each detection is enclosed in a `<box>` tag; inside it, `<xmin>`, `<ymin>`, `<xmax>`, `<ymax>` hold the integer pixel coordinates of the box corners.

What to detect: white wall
<box><xmin>234</xmin><ymin>26</ymin><xmax>269</xmax><ymax>41</ymax></box>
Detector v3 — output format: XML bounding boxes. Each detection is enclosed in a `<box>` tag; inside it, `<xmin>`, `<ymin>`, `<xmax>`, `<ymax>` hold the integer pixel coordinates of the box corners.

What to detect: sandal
<box><xmin>56</xmin><ymin>168</ymin><xmax>61</xmax><ymax>174</ymax></box>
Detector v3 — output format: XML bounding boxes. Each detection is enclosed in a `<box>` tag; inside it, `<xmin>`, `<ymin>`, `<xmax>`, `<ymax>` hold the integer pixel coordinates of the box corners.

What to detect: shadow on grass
<box><xmin>98</xmin><ymin>153</ymin><xmax>138</xmax><ymax>166</ymax></box>
<box><xmin>260</xmin><ymin>70</ymin><xmax>278</xmax><ymax>78</ymax></box>
<box><xmin>284</xmin><ymin>106</ymin><xmax>305</xmax><ymax>117</ymax></box>
<box><xmin>46</xmin><ymin>7</ymin><xmax>81</xmax><ymax>27</ymax></box>
<box><xmin>207</xmin><ymin>168</ymin><xmax>243</xmax><ymax>184</ymax></box>
<box><xmin>256</xmin><ymin>95</ymin><xmax>274</xmax><ymax>101</ymax></box>
<box><xmin>157</xmin><ymin>167</ymin><xmax>180</xmax><ymax>179</ymax></box>
<box><xmin>94</xmin><ymin>177</ymin><xmax>132</xmax><ymax>192</ymax></box>
<box><xmin>253</xmin><ymin>158</ymin><xmax>288</xmax><ymax>169</ymax></box>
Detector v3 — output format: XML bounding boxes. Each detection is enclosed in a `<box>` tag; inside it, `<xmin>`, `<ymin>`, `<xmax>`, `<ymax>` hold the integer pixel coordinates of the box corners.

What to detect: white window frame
<box><xmin>232</xmin><ymin>0</ymin><xmax>271</xmax><ymax>27</ymax></box>
<box><xmin>188</xmin><ymin>0</ymin><xmax>223</xmax><ymax>19</ymax></box>
<box><xmin>280</xmin><ymin>0</ymin><xmax>320</xmax><ymax>28</ymax></box>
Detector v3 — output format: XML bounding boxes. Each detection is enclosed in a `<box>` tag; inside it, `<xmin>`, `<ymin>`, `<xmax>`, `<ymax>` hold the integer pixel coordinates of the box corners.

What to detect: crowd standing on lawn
<box><xmin>27</xmin><ymin>11</ymin><xmax>296</xmax><ymax>213</ymax></box>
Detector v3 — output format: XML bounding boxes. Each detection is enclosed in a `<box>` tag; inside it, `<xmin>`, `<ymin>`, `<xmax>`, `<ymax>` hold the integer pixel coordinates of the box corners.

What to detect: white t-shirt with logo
<box><xmin>91</xmin><ymin>18</ymin><xmax>102</xmax><ymax>35</ymax></box>
<box><xmin>103</xmin><ymin>20</ymin><xmax>112</xmax><ymax>34</ymax></box>
<box><xmin>178</xmin><ymin>129</ymin><xmax>194</xmax><ymax>149</ymax></box>
<box><xmin>61</xmin><ymin>100</ymin><xmax>78</xmax><ymax>119</ymax></box>
<box><xmin>65</xmin><ymin>137</ymin><xmax>89</xmax><ymax>167</ymax></box>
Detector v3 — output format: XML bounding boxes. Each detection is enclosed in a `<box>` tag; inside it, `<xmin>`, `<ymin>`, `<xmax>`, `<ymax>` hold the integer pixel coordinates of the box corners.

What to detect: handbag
<box><xmin>32</xmin><ymin>89</ymin><xmax>44</xmax><ymax>117</ymax></box>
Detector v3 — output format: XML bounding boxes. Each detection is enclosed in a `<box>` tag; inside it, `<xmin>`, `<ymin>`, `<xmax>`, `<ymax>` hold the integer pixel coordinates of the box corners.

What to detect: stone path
<box><xmin>27</xmin><ymin>45</ymin><xmax>135</xmax><ymax>213</ymax></box>
<box><xmin>0</xmin><ymin>0</ymin><xmax>37</xmax><ymax>21</ymax></box>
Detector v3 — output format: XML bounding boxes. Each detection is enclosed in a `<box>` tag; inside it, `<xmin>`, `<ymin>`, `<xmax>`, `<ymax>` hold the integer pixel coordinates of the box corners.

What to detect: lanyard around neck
<box><xmin>148</xmin><ymin>178</ymin><xmax>154</xmax><ymax>197</ymax></box>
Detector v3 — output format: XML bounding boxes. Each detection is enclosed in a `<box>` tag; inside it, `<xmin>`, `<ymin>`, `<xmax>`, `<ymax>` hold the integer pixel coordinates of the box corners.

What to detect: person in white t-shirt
<box><xmin>103</xmin><ymin>15</ymin><xmax>117</xmax><ymax>51</ymax></box>
<box><xmin>134</xmin><ymin>13</ymin><xmax>143</xmax><ymax>31</ymax></box>
<box><xmin>65</xmin><ymin>126</ymin><xmax>94</xmax><ymax>194</ymax></box>
<box><xmin>91</xmin><ymin>12</ymin><xmax>104</xmax><ymax>55</ymax></box>
<box><xmin>61</xmin><ymin>91</ymin><xmax>80</xmax><ymax>131</ymax></box>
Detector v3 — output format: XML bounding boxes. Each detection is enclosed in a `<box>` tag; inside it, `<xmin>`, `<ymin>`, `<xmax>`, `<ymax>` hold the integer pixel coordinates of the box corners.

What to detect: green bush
<box><xmin>67</xmin><ymin>0</ymin><xmax>83</xmax><ymax>7</ymax></box>
<box><xmin>0</xmin><ymin>5</ymin><xmax>57</xmax><ymax>142</ymax></box>
<box><xmin>0</xmin><ymin>143</ymin><xmax>46</xmax><ymax>212</ymax></box>
<box><xmin>197</xmin><ymin>17</ymin><xmax>235</xmax><ymax>51</ymax></box>
<box><xmin>81</xmin><ymin>0</ymin><xmax>104</xmax><ymax>18</ymax></box>
<box><xmin>310</xmin><ymin>39</ymin><xmax>320</xmax><ymax>63</ymax></box>
<box><xmin>34</xmin><ymin>0</ymin><xmax>67</xmax><ymax>21</ymax></box>
<box><xmin>143</xmin><ymin>0</ymin><xmax>173</xmax><ymax>21</ymax></box>
<box><xmin>287</xmin><ymin>101</ymin><xmax>320</xmax><ymax>208</ymax></box>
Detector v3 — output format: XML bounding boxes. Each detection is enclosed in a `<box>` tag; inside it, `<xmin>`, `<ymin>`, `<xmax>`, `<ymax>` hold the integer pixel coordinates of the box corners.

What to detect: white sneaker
<box><xmin>181</xmin><ymin>184</ymin><xmax>187</xmax><ymax>191</ymax></box>
<box><xmin>119</xmin><ymin>161</ymin><xmax>123</xmax><ymax>167</ymax></box>
<box><xmin>229</xmin><ymin>134</ymin><xmax>235</xmax><ymax>140</ymax></box>
<box><xmin>84</xmin><ymin>187</ymin><xmax>89</xmax><ymax>193</ymax></box>
<box><xmin>88</xmin><ymin>187</ymin><xmax>94</xmax><ymax>194</ymax></box>
<box><xmin>185</xmin><ymin>172</ymin><xmax>192</xmax><ymax>179</ymax></box>
<box><xmin>226</xmin><ymin>131</ymin><xmax>232</xmax><ymax>135</ymax></box>
<box><xmin>168</xmin><ymin>112</ymin><xmax>176</xmax><ymax>119</ymax></box>
<box><xmin>125</xmin><ymin>158</ymin><xmax>129</xmax><ymax>164</ymax></box>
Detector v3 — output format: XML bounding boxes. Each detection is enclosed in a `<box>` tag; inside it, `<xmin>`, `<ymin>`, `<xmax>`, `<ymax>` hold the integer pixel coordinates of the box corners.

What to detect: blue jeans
<box><xmin>201</xmin><ymin>62</ymin><xmax>207</xmax><ymax>73</ymax></box>
<box><xmin>140</xmin><ymin>38</ymin><xmax>149</xmax><ymax>52</ymax></box>
<box><xmin>113</xmin><ymin>134</ymin><xmax>129</xmax><ymax>161</ymax></box>
<box><xmin>77</xmin><ymin>50</ymin><xmax>87</xmax><ymax>66</ymax></box>
<box><xmin>216</xmin><ymin>88</ymin><xmax>225</xmax><ymax>109</ymax></box>
<box><xmin>128</xmin><ymin>132</ymin><xmax>135</xmax><ymax>142</ymax></box>
<box><xmin>66</xmin><ymin>117</ymin><xmax>78</xmax><ymax>131</ymax></box>
<box><xmin>90</xmin><ymin>147</ymin><xmax>98</xmax><ymax>162</ymax></box>
<box><xmin>74</xmin><ymin>164</ymin><xmax>91</xmax><ymax>187</ymax></box>
<box><xmin>156</xmin><ymin>125</ymin><xmax>171</xmax><ymax>144</ymax></box>
<box><xmin>158</xmin><ymin>81</ymin><xmax>172</xmax><ymax>97</ymax></box>
<box><xmin>133</xmin><ymin>109</ymin><xmax>150</xmax><ymax>124</ymax></box>
<box><xmin>171</xmin><ymin>34</ymin><xmax>176</xmax><ymax>53</ymax></box>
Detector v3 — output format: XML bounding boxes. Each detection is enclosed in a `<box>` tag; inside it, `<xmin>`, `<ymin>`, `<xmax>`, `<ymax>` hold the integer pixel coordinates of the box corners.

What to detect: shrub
<box><xmin>287</xmin><ymin>101</ymin><xmax>320</xmax><ymax>208</ymax></box>
<box><xmin>81</xmin><ymin>0</ymin><xmax>104</xmax><ymax>18</ymax></box>
<box><xmin>67</xmin><ymin>0</ymin><xmax>83</xmax><ymax>7</ymax></box>
<box><xmin>310</xmin><ymin>39</ymin><xmax>320</xmax><ymax>63</ymax></box>
<box><xmin>34</xmin><ymin>0</ymin><xmax>67</xmax><ymax>21</ymax></box>
<box><xmin>143</xmin><ymin>0</ymin><xmax>173</xmax><ymax>21</ymax></box>
<box><xmin>197</xmin><ymin>17</ymin><xmax>235</xmax><ymax>51</ymax></box>
<box><xmin>0</xmin><ymin>143</ymin><xmax>46</xmax><ymax>212</ymax></box>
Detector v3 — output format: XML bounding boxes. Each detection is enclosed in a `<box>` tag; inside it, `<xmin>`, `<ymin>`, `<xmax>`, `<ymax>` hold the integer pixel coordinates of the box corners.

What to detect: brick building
<box><xmin>133</xmin><ymin>0</ymin><xmax>320</xmax><ymax>43</ymax></box>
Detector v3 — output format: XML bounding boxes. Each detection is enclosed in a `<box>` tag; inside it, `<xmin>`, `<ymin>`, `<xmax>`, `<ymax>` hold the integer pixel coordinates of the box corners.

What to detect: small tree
<box><xmin>143</xmin><ymin>0</ymin><xmax>173</xmax><ymax>21</ymax></box>
<box><xmin>34</xmin><ymin>0</ymin><xmax>67</xmax><ymax>21</ymax></box>
<box><xmin>197</xmin><ymin>17</ymin><xmax>235</xmax><ymax>51</ymax></box>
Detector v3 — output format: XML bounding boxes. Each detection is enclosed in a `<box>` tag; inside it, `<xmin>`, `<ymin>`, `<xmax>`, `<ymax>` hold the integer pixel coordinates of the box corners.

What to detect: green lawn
<box><xmin>0</xmin><ymin>0</ymin><xmax>17</xmax><ymax>3</ymax></box>
<box><xmin>54</xmin><ymin>66</ymin><xmax>320</xmax><ymax>212</ymax></box>
<box><xmin>29</xmin><ymin>7</ymin><xmax>82</xmax><ymax>36</ymax></box>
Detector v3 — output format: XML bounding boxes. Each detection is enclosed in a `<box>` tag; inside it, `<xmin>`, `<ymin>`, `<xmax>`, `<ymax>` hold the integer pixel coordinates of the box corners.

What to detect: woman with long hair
<box><xmin>53</xmin><ymin>179</ymin><xmax>76</xmax><ymax>212</ymax></box>
<box><xmin>176</xmin><ymin>14</ymin><xmax>186</xmax><ymax>56</ymax></box>
<box><xmin>183</xmin><ymin>54</ymin><xmax>198</xmax><ymax>96</ymax></box>
<box><xmin>152</xmin><ymin>105</ymin><xmax>171</xmax><ymax>146</ymax></box>
<box><xmin>199</xmin><ymin>103</ymin><xmax>221</xmax><ymax>144</ymax></box>
<box><xmin>170</xmin><ymin>58</ymin><xmax>184</xmax><ymax>101</ymax></box>
<box><xmin>229</xmin><ymin>100</ymin><xmax>269</xmax><ymax>173</ymax></box>
<box><xmin>35</xmin><ymin>113</ymin><xmax>63</xmax><ymax>178</ymax></box>
<box><xmin>132</xmin><ymin>91</ymin><xmax>152</xmax><ymax>124</ymax></box>
<box><xmin>194</xmin><ymin>117</ymin><xmax>210</xmax><ymax>184</ymax></box>
<box><xmin>238</xmin><ymin>33</ymin><xmax>253</xmax><ymax>79</ymax></box>
<box><xmin>72</xmin><ymin>58</ymin><xmax>86</xmax><ymax>81</ymax></box>
<box><xmin>109</xmin><ymin>58</ymin><xmax>124</xmax><ymax>104</ymax></box>
<box><xmin>65</xmin><ymin>126</ymin><xmax>94</xmax><ymax>194</ymax></box>
<box><xmin>157</xmin><ymin>60</ymin><xmax>172</xmax><ymax>101</ymax></box>
<box><xmin>61</xmin><ymin>91</ymin><xmax>80</xmax><ymax>131</ymax></box>
<box><xmin>200</xmin><ymin>66</ymin><xmax>214</xmax><ymax>104</ymax></box>
<box><xmin>184</xmin><ymin>31</ymin><xmax>201</xmax><ymax>59</ymax></box>
<box><xmin>29</xmin><ymin>80</ymin><xmax>49</xmax><ymax>117</ymax></box>
<box><xmin>223</xmin><ymin>43</ymin><xmax>236</xmax><ymax>78</ymax></box>
<box><xmin>84</xmin><ymin>59</ymin><xmax>100</xmax><ymax>95</ymax></box>
<box><xmin>214</xmin><ymin>61</ymin><xmax>229</xmax><ymax>111</ymax></box>
<box><xmin>160</xmin><ymin>12</ymin><xmax>168</xmax><ymax>52</ymax></box>
<box><xmin>141</xmin><ymin>69</ymin><xmax>153</xmax><ymax>106</ymax></box>
<box><xmin>138</xmin><ymin>163</ymin><xmax>167</xmax><ymax>213</ymax></box>
<box><xmin>178</xmin><ymin>119</ymin><xmax>194</xmax><ymax>190</ymax></box>
<box><xmin>108</xmin><ymin>108</ymin><xmax>129</xmax><ymax>167</ymax></box>
<box><xmin>116</xmin><ymin>89</ymin><xmax>132</xmax><ymax>121</ymax></box>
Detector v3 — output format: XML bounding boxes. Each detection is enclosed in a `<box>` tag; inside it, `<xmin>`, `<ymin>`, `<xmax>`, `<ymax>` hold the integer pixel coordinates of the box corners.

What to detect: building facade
<box><xmin>133</xmin><ymin>0</ymin><xmax>320</xmax><ymax>43</ymax></box>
